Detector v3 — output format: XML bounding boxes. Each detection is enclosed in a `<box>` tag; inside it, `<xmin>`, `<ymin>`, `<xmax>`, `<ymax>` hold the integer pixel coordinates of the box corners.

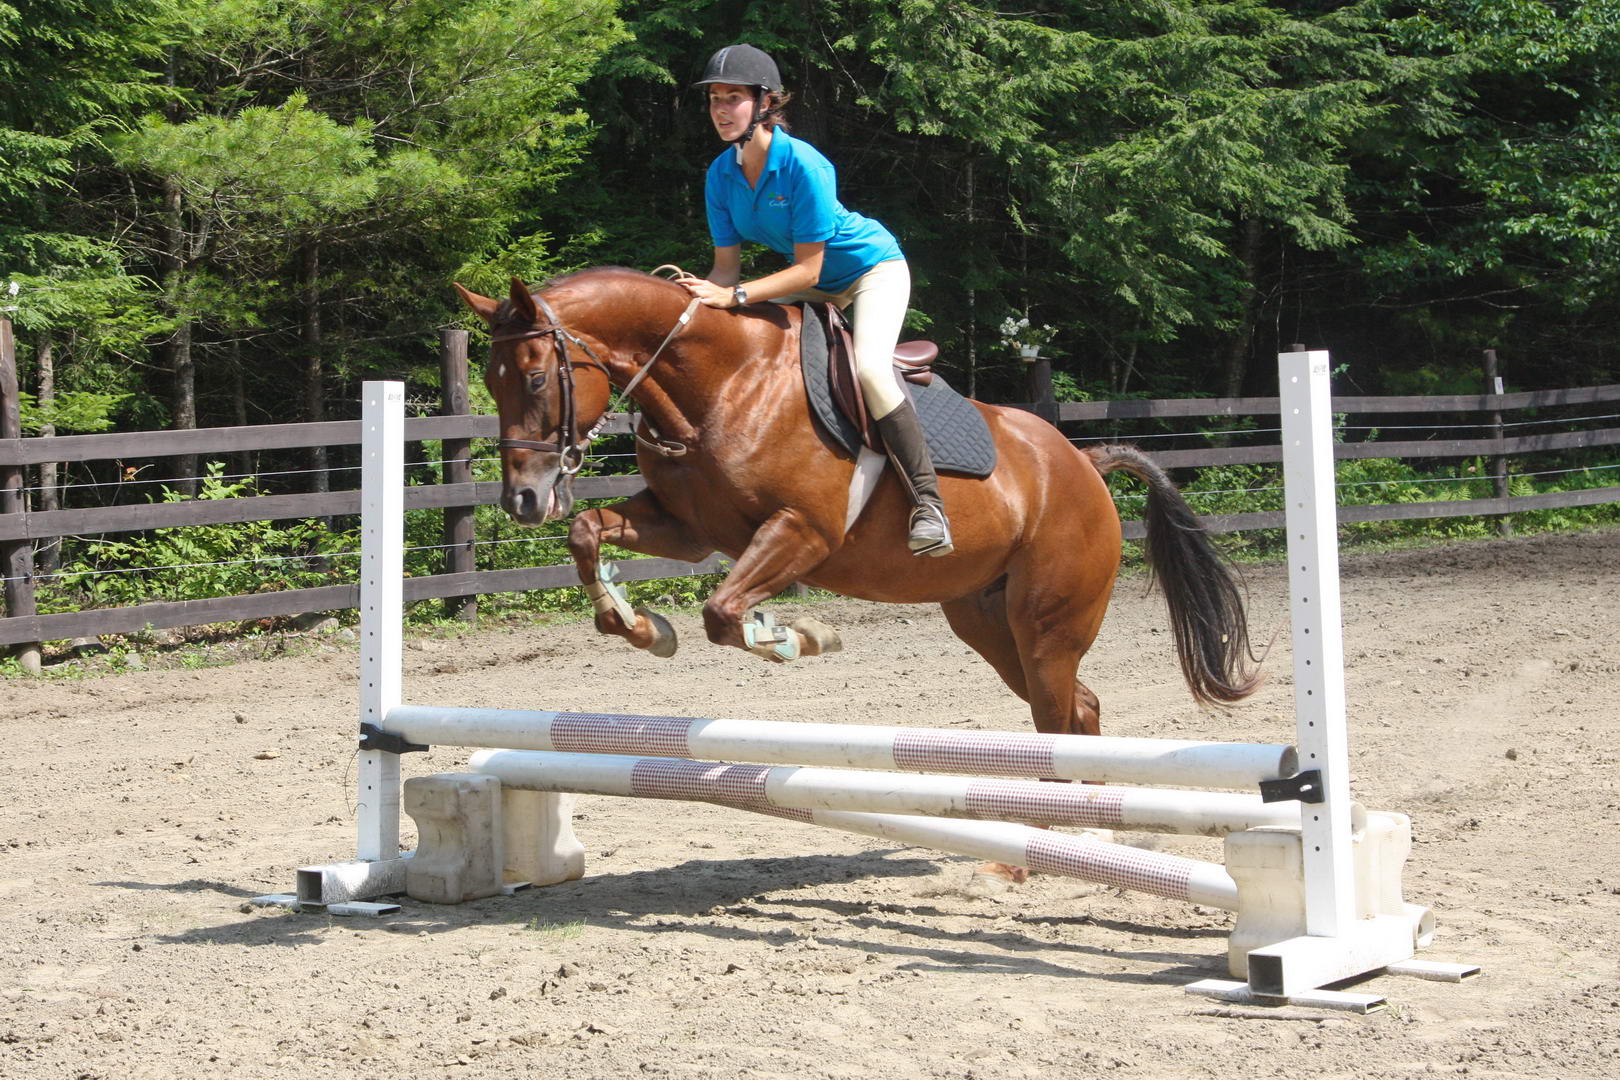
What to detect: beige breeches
<box><xmin>773</xmin><ymin>257</ymin><xmax>911</xmax><ymax>419</ymax></box>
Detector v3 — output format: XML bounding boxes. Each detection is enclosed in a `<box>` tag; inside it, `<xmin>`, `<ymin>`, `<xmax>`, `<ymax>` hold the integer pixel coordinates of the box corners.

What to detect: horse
<box><xmin>456</xmin><ymin>268</ymin><xmax>1260</xmax><ymax>879</ymax></box>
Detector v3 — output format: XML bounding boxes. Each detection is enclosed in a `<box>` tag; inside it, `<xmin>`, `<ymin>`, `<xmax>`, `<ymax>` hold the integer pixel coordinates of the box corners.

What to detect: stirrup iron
<box><xmin>908</xmin><ymin>503</ymin><xmax>954</xmax><ymax>558</ymax></box>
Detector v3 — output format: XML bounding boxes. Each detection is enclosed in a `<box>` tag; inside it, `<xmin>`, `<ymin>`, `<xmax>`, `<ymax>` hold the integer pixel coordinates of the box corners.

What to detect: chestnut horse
<box><xmin>457</xmin><ymin>267</ymin><xmax>1258</xmax><ymax>783</ymax></box>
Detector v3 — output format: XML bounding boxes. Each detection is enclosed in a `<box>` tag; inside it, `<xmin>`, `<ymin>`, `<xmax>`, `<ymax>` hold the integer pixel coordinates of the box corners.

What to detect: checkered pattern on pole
<box><xmin>1023</xmin><ymin>834</ymin><xmax>1195</xmax><ymax>902</ymax></box>
<box><xmin>963</xmin><ymin>781</ymin><xmax>1125</xmax><ymax>828</ymax></box>
<box><xmin>552</xmin><ymin>713</ymin><xmax>694</xmax><ymax>757</ymax></box>
<box><xmin>892</xmin><ymin>731</ymin><xmax>1059</xmax><ymax>778</ymax></box>
<box><xmin>628</xmin><ymin>758</ymin><xmax>814</xmax><ymax>823</ymax></box>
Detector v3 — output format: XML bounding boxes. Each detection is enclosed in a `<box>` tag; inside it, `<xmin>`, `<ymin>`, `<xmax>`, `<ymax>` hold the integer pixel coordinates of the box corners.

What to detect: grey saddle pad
<box><xmin>798</xmin><ymin>304</ymin><xmax>997</xmax><ymax>477</ymax></box>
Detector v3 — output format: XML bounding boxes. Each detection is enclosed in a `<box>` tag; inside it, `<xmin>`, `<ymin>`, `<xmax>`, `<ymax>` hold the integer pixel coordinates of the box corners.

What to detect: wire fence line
<box><xmin>1098</xmin><ymin>461</ymin><xmax>1620</xmax><ymax>503</ymax></box>
<box><xmin>11</xmin><ymin>460</ymin><xmax>1616</xmax><ymax>584</ymax></box>
<box><xmin>4</xmin><ymin>380</ymin><xmax>1617</xmax><ymax>646</ymax></box>
<box><xmin>18</xmin><ymin>411</ymin><xmax>1616</xmax><ymax>493</ymax></box>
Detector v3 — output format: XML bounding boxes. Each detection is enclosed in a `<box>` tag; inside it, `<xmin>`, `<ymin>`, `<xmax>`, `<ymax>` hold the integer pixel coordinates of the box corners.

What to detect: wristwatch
<box><xmin>732</xmin><ymin>285</ymin><xmax>748</xmax><ymax>307</ymax></box>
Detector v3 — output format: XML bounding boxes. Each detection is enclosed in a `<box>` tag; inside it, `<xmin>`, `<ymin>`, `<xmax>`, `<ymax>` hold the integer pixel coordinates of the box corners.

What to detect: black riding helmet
<box><xmin>694</xmin><ymin>44</ymin><xmax>782</xmax><ymax>146</ymax></box>
<box><xmin>693</xmin><ymin>43</ymin><xmax>782</xmax><ymax>93</ymax></box>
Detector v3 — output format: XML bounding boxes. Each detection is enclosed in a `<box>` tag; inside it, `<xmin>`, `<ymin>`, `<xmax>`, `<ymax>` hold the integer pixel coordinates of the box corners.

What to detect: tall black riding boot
<box><xmin>874</xmin><ymin>401</ymin><xmax>954</xmax><ymax>557</ymax></box>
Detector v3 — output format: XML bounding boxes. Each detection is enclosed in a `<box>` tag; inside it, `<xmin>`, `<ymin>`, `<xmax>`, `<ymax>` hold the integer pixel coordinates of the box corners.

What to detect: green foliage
<box><xmin>39</xmin><ymin>464</ymin><xmax>354</xmax><ymax>612</ymax></box>
<box><xmin>1350</xmin><ymin>0</ymin><xmax>1620</xmax><ymax>382</ymax></box>
<box><xmin>13</xmin><ymin>388</ymin><xmax>128</xmax><ymax>433</ymax></box>
<box><xmin>0</xmin><ymin>0</ymin><xmax>178</xmax><ymax>208</ymax></box>
<box><xmin>113</xmin><ymin>94</ymin><xmax>380</xmax><ymax>241</ymax></box>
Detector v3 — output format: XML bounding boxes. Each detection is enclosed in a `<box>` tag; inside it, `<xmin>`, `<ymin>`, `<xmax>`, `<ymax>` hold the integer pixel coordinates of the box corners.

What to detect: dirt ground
<box><xmin>2</xmin><ymin>527</ymin><xmax>1619</xmax><ymax>1079</ymax></box>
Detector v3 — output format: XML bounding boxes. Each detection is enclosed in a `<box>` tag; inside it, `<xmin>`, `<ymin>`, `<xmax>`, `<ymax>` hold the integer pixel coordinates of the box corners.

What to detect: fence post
<box><xmin>440</xmin><ymin>328</ymin><xmax>476</xmax><ymax>622</ymax></box>
<box><xmin>1024</xmin><ymin>354</ymin><xmax>1057</xmax><ymax>425</ymax></box>
<box><xmin>1481</xmin><ymin>348</ymin><xmax>1512</xmax><ymax>536</ymax></box>
<box><xmin>0</xmin><ymin>314</ymin><xmax>42</xmax><ymax>673</ymax></box>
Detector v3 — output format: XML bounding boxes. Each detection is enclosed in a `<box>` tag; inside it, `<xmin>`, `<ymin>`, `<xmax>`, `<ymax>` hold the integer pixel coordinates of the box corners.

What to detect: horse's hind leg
<box><xmin>940</xmin><ymin>584</ymin><xmax>1104</xmax><ymax>888</ymax></box>
<box><xmin>940</xmin><ymin>581</ymin><xmax>1103</xmax><ymax>737</ymax></box>
<box><xmin>567</xmin><ymin>489</ymin><xmax>712</xmax><ymax>656</ymax></box>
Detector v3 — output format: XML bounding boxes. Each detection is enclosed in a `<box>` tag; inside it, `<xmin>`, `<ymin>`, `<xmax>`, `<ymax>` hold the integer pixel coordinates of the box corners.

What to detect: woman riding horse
<box><xmin>678</xmin><ymin>44</ymin><xmax>953</xmax><ymax>558</ymax></box>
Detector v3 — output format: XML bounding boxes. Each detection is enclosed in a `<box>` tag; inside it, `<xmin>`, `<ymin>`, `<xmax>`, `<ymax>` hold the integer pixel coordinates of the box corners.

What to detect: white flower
<box><xmin>998</xmin><ymin>315</ymin><xmax>1056</xmax><ymax>352</ymax></box>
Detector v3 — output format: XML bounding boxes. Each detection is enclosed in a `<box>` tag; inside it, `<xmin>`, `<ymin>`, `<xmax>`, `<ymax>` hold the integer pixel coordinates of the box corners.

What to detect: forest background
<box><xmin>2</xmin><ymin>0</ymin><xmax>1618</xmax><ymax>630</ymax></box>
<box><xmin>6</xmin><ymin>0</ymin><xmax>1620</xmax><ymax>436</ymax></box>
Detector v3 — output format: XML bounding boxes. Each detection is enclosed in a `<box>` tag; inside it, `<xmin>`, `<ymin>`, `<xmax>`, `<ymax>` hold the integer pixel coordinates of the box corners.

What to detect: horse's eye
<box><xmin>527</xmin><ymin>371</ymin><xmax>548</xmax><ymax>393</ymax></box>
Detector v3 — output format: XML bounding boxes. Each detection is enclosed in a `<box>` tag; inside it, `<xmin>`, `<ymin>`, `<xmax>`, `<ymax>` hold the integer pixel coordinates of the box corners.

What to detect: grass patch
<box><xmin>524</xmin><ymin>918</ymin><xmax>586</xmax><ymax>939</ymax></box>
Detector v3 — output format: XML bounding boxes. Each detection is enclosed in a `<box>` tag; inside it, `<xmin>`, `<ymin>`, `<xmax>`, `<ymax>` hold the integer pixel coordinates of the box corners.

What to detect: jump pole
<box><xmin>464</xmin><ymin>748</ymin><xmax>1312</xmax><ymax>836</ymax></box>
<box><xmin>386</xmin><ymin>704</ymin><xmax>1297</xmax><ymax>789</ymax></box>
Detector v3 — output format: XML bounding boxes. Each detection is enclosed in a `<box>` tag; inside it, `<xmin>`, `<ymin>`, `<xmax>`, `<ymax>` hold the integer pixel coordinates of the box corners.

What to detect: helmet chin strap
<box><xmin>727</xmin><ymin>88</ymin><xmax>769</xmax><ymax>149</ymax></box>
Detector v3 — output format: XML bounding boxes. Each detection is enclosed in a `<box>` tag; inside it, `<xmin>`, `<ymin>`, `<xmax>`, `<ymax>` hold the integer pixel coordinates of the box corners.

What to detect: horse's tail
<box><xmin>1086</xmin><ymin>444</ymin><xmax>1263</xmax><ymax>707</ymax></box>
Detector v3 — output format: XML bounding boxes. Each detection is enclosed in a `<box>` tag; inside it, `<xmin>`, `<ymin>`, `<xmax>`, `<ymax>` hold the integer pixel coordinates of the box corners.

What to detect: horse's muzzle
<box><xmin>502</xmin><ymin>462</ymin><xmax>575</xmax><ymax>526</ymax></box>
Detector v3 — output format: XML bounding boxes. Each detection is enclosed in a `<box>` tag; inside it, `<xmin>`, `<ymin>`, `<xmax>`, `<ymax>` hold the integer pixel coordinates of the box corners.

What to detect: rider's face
<box><xmin>708</xmin><ymin>83</ymin><xmax>756</xmax><ymax>141</ymax></box>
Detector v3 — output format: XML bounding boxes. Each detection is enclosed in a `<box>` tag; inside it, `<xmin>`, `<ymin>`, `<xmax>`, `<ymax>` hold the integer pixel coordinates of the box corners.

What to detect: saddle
<box><xmin>798</xmin><ymin>303</ymin><xmax>996</xmax><ymax>478</ymax></box>
<box><xmin>817</xmin><ymin>303</ymin><xmax>939</xmax><ymax>450</ymax></box>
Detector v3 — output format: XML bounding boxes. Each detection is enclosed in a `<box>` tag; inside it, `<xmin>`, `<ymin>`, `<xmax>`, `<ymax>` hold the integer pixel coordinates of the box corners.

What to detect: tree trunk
<box><xmin>230</xmin><ymin>336</ymin><xmax>251</xmax><ymax>482</ymax></box>
<box><xmin>35</xmin><ymin>332</ymin><xmax>59</xmax><ymax>574</ymax></box>
<box><xmin>162</xmin><ymin>176</ymin><xmax>198</xmax><ymax>497</ymax></box>
<box><xmin>1114</xmin><ymin>338</ymin><xmax>1140</xmax><ymax>397</ymax></box>
<box><xmin>1220</xmin><ymin>216</ymin><xmax>1264</xmax><ymax>399</ymax></box>
<box><xmin>302</xmin><ymin>241</ymin><xmax>328</xmax><ymax>495</ymax></box>
<box><xmin>964</xmin><ymin>159</ymin><xmax>977</xmax><ymax>399</ymax></box>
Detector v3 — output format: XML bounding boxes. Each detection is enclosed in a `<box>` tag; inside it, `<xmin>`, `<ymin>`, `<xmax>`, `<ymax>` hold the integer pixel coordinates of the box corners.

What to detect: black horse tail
<box><xmin>1087</xmin><ymin>444</ymin><xmax>1263</xmax><ymax>707</ymax></box>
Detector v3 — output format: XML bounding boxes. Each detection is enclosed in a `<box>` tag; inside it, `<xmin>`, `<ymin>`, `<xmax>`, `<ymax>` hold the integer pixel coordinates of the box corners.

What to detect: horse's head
<box><xmin>455</xmin><ymin>277</ymin><xmax>613</xmax><ymax>526</ymax></box>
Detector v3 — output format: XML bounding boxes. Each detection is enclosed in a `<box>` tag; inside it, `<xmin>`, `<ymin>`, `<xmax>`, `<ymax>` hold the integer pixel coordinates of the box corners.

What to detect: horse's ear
<box><xmin>508</xmin><ymin>277</ymin><xmax>539</xmax><ymax>323</ymax></box>
<box><xmin>453</xmin><ymin>283</ymin><xmax>499</xmax><ymax>324</ymax></box>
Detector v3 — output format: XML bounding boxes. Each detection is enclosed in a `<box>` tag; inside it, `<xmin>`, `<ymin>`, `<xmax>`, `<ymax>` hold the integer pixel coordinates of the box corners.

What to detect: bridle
<box><xmin>489</xmin><ymin>295</ymin><xmax>611</xmax><ymax>474</ymax></box>
<box><xmin>489</xmin><ymin>289</ymin><xmax>701</xmax><ymax>471</ymax></box>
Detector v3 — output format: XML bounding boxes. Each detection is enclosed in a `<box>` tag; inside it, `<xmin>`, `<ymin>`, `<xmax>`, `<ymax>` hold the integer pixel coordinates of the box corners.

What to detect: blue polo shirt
<box><xmin>705</xmin><ymin>129</ymin><xmax>902</xmax><ymax>294</ymax></box>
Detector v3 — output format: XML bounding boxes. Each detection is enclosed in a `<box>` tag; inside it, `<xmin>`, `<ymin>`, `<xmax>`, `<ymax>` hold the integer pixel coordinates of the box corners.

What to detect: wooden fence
<box><xmin>3</xmin><ymin>326</ymin><xmax>1617</xmax><ymax>654</ymax></box>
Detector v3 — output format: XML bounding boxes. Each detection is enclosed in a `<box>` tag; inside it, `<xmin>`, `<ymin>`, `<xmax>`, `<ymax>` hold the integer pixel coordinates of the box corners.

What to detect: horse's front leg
<box><xmin>567</xmin><ymin>489</ymin><xmax>712</xmax><ymax>657</ymax></box>
<box><xmin>702</xmin><ymin>508</ymin><xmax>842</xmax><ymax>663</ymax></box>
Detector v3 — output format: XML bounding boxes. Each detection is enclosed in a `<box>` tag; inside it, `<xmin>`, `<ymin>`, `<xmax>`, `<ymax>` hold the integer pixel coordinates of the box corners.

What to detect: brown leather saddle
<box><xmin>816</xmin><ymin>303</ymin><xmax>939</xmax><ymax>451</ymax></box>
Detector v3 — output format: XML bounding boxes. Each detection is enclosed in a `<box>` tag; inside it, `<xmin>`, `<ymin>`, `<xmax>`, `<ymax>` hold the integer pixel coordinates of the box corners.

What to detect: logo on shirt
<box><xmin>767</xmin><ymin>191</ymin><xmax>789</xmax><ymax>208</ymax></box>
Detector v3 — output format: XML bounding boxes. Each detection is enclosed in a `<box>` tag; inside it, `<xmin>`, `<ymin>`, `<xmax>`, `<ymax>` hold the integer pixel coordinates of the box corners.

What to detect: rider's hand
<box><xmin>679</xmin><ymin>278</ymin><xmax>738</xmax><ymax>308</ymax></box>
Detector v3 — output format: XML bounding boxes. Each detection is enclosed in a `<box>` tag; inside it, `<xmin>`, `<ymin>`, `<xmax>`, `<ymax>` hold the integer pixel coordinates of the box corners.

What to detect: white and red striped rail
<box><xmin>465</xmin><ymin>747</ymin><xmax>1307</xmax><ymax>836</ymax></box>
<box><xmin>388</xmin><ymin>704</ymin><xmax>1296</xmax><ymax>790</ymax></box>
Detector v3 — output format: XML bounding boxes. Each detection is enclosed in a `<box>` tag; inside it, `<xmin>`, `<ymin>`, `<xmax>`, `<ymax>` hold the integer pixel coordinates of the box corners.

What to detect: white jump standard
<box><xmin>269</xmin><ymin>357</ymin><xmax>1476</xmax><ymax>1009</ymax></box>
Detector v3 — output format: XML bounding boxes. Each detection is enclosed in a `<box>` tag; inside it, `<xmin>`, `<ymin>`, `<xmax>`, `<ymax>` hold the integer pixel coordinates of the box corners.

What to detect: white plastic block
<box><xmin>403</xmin><ymin>773</ymin><xmax>505</xmax><ymax>904</ymax></box>
<box><xmin>501</xmin><ymin>788</ymin><xmax>586</xmax><ymax>887</ymax></box>
<box><xmin>1225</xmin><ymin>826</ymin><xmax>1308</xmax><ymax>978</ymax></box>
<box><xmin>1225</xmin><ymin>811</ymin><xmax>1426</xmax><ymax>981</ymax></box>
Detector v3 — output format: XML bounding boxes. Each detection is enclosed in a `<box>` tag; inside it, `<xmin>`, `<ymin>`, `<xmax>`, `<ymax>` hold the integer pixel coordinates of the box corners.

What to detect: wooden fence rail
<box><xmin>2</xmin><ymin>363</ymin><xmax>1617</xmax><ymax>651</ymax></box>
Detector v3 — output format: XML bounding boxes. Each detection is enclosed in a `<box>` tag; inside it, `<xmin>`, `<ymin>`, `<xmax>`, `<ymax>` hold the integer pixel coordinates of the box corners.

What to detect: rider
<box><xmin>678</xmin><ymin>43</ymin><xmax>954</xmax><ymax>558</ymax></box>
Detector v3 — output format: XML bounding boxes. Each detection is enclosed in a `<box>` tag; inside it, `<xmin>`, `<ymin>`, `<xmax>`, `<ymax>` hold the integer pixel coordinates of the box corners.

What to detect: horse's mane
<box><xmin>493</xmin><ymin>265</ymin><xmax>684</xmax><ymax>324</ymax></box>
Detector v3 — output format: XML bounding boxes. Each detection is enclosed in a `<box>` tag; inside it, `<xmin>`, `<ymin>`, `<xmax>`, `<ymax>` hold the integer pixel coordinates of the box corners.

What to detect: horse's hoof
<box><xmin>789</xmin><ymin>617</ymin><xmax>842</xmax><ymax>656</ymax></box>
<box><xmin>968</xmin><ymin>861</ymin><xmax>1030</xmax><ymax>890</ymax></box>
<box><xmin>637</xmin><ymin>607</ymin><xmax>678</xmax><ymax>658</ymax></box>
<box><xmin>963</xmin><ymin>867</ymin><xmax>1027</xmax><ymax>897</ymax></box>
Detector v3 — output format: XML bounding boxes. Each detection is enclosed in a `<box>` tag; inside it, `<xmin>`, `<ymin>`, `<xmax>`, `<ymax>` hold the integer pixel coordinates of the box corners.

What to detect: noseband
<box><xmin>490</xmin><ymin>291</ymin><xmax>701</xmax><ymax>470</ymax></box>
<box><xmin>489</xmin><ymin>296</ymin><xmax>611</xmax><ymax>474</ymax></box>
